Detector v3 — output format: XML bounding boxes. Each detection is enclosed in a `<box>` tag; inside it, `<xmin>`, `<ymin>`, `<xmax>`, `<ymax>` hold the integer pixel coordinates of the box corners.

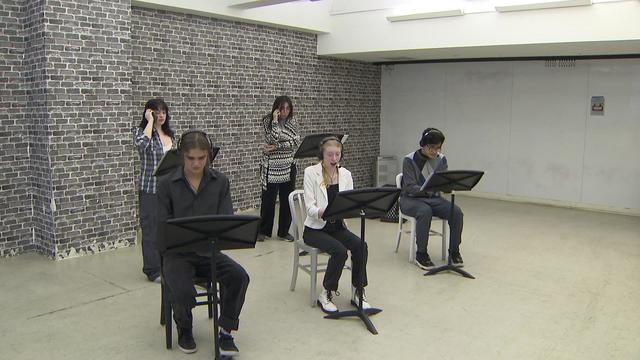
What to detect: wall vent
<box><xmin>545</xmin><ymin>58</ymin><xmax>576</xmax><ymax>68</ymax></box>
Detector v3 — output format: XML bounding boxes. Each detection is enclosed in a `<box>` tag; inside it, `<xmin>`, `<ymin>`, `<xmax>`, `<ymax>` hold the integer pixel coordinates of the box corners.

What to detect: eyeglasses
<box><xmin>426</xmin><ymin>144</ymin><xmax>442</xmax><ymax>152</ymax></box>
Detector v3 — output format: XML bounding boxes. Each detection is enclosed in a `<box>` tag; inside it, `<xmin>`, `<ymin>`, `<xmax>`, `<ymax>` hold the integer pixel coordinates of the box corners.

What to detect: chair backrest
<box><xmin>395</xmin><ymin>173</ymin><xmax>403</xmax><ymax>189</ymax></box>
<box><xmin>288</xmin><ymin>190</ymin><xmax>307</xmax><ymax>241</ymax></box>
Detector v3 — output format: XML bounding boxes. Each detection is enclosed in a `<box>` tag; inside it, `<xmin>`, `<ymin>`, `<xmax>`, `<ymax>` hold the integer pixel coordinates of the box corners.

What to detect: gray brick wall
<box><xmin>1</xmin><ymin>0</ymin><xmax>34</xmax><ymax>256</ymax></box>
<box><xmin>0</xmin><ymin>1</ymin><xmax>380</xmax><ymax>259</ymax></box>
<box><xmin>25</xmin><ymin>0</ymin><xmax>56</xmax><ymax>257</ymax></box>
<box><xmin>44</xmin><ymin>0</ymin><xmax>135</xmax><ymax>259</ymax></box>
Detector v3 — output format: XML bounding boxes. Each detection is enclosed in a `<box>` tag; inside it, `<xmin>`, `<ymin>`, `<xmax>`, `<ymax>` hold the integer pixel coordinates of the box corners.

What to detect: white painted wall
<box><xmin>381</xmin><ymin>59</ymin><xmax>640</xmax><ymax>212</ymax></box>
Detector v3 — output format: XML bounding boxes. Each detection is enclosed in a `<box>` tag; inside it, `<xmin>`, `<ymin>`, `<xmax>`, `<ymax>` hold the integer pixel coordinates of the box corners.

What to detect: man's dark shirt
<box><xmin>156</xmin><ymin>166</ymin><xmax>233</xmax><ymax>255</ymax></box>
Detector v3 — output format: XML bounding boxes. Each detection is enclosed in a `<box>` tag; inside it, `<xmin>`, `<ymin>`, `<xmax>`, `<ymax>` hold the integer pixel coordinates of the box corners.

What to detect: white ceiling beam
<box><xmin>495</xmin><ymin>0</ymin><xmax>592</xmax><ymax>13</ymax></box>
<box><xmin>131</xmin><ymin>0</ymin><xmax>330</xmax><ymax>33</ymax></box>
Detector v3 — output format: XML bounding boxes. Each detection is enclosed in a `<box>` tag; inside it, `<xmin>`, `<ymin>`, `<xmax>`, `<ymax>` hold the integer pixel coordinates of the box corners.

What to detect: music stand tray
<box><xmin>163</xmin><ymin>215</ymin><xmax>259</xmax><ymax>360</ymax></box>
<box><xmin>294</xmin><ymin>133</ymin><xmax>347</xmax><ymax>159</ymax></box>
<box><xmin>322</xmin><ymin>187</ymin><xmax>400</xmax><ymax>335</ymax></box>
<box><xmin>153</xmin><ymin>149</ymin><xmax>182</xmax><ymax>177</ymax></box>
<box><xmin>153</xmin><ymin>147</ymin><xmax>220</xmax><ymax>177</ymax></box>
<box><xmin>419</xmin><ymin>170</ymin><xmax>484</xmax><ymax>279</ymax></box>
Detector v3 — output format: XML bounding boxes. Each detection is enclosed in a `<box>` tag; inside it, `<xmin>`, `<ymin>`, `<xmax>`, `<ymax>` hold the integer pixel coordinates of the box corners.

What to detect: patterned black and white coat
<box><xmin>260</xmin><ymin>113</ymin><xmax>300</xmax><ymax>190</ymax></box>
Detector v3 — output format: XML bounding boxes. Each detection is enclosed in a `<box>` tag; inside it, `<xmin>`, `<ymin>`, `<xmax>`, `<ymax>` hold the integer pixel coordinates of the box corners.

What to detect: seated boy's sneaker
<box><xmin>451</xmin><ymin>252</ymin><xmax>464</xmax><ymax>267</ymax></box>
<box><xmin>415</xmin><ymin>252</ymin><xmax>435</xmax><ymax>270</ymax></box>
<box><xmin>351</xmin><ymin>291</ymin><xmax>372</xmax><ymax>310</ymax></box>
<box><xmin>218</xmin><ymin>331</ymin><xmax>239</xmax><ymax>356</ymax></box>
<box><xmin>317</xmin><ymin>289</ymin><xmax>338</xmax><ymax>313</ymax></box>
<box><xmin>177</xmin><ymin>327</ymin><xmax>197</xmax><ymax>354</ymax></box>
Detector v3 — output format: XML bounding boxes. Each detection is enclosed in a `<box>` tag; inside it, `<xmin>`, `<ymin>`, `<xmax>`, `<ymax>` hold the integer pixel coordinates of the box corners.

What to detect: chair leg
<box><xmin>441</xmin><ymin>220</ymin><xmax>447</xmax><ymax>261</ymax></box>
<box><xmin>310</xmin><ymin>252</ymin><xmax>318</xmax><ymax>307</ymax></box>
<box><xmin>395</xmin><ymin>216</ymin><xmax>403</xmax><ymax>253</ymax></box>
<box><xmin>160</xmin><ymin>283</ymin><xmax>166</xmax><ymax>326</ymax></box>
<box><xmin>409</xmin><ymin>220</ymin><xmax>416</xmax><ymax>263</ymax></box>
<box><xmin>290</xmin><ymin>244</ymin><xmax>300</xmax><ymax>291</ymax></box>
<box><xmin>163</xmin><ymin>285</ymin><xmax>173</xmax><ymax>349</ymax></box>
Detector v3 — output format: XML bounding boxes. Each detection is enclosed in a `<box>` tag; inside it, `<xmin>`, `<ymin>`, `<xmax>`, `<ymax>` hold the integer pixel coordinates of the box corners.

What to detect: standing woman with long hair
<box><xmin>132</xmin><ymin>98</ymin><xmax>176</xmax><ymax>282</ymax></box>
<box><xmin>258</xmin><ymin>95</ymin><xmax>300</xmax><ymax>241</ymax></box>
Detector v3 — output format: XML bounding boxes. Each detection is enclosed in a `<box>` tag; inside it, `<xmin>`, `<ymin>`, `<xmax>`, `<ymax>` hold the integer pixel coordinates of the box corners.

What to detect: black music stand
<box><xmin>421</xmin><ymin>170</ymin><xmax>484</xmax><ymax>279</ymax></box>
<box><xmin>153</xmin><ymin>149</ymin><xmax>182</xmax><ymax>177</ymax></box>
<box><xmin>153</xmin><ymin>147</ymin><xmax>220</xmax><ymax>177</ymax></box>
<box><xmin>294</xmin><ymin>133</ymin><xmax>346</xmax><ymax>158</ymax></box>
<box><xmin>322</xmin><ymin>187</ymin><xmax>400</xmax><ymax>335</ymax></box>
<box><xmin>162</xmin><ymin>215</ymin><xmax>259</xmax><ymax>360</ymax></box>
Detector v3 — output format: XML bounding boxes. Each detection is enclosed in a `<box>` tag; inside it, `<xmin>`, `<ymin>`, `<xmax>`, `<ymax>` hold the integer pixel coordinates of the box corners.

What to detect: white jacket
<box><xmin>303</xmin><ymin>162</ymin><xmax>354</xmax><ymax>229</ymax></box>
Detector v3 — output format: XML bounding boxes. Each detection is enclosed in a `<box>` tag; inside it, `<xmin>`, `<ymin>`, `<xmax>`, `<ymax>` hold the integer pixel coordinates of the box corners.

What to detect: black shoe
<box><xmin>415</xmin><ymin>252</ymin><xmax>435</xmax><ymax>270</ymax></box>
<box><xmin>298</xmin><ymin>250</ymin><xmax>309</xmax><ymax>256</ymax></box>
<box><xmin>257</xmin><ymin>234</ymin><xmax>266</xmax><ymax>242</ymax></box>
<box><xmin>219</xmin><ymin>331</ymin><xmax>239</xmax><ymax>356</ymax></box>
<box><xmin>451</xmin><ymin>252</ymin><xmax>464</xmax><ymax>267</ymax></box>
<box><xmin>278</xmin><ymin>233</ymin><xmax>294</xmax><ymax>242</ymax></box>
<box><xmin>177</xmin><ymin>327</ymin><xmax>197</xmax><ymax>354</ymax></box>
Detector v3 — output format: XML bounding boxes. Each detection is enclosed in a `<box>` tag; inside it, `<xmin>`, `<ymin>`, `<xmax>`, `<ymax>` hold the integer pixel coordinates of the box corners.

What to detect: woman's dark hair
<box><xmin>138</xmin><ymin>98</ymin><xmax>174</xmax><ymax>137</ymax></box>
<box><xmin>270</xmin><ymin>95</ymin><xmax>294</xmax><ymax>120</ymax></box>
<box><xmin>419</xmin><ymin>127</ymin><xmax>445</xmax><ymax>147</ymax></box>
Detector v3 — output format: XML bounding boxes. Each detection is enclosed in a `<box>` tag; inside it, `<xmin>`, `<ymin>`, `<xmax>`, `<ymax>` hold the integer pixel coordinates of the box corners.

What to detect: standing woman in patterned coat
<box><xmin>258</xmin><ymin>96</ymin><xmax>300</xmax><ymax>241</ymax></box>
<box><xmin>132</xmin><ymin>98</ymin><xmax>176</xmax><ymax>282</ymax></box>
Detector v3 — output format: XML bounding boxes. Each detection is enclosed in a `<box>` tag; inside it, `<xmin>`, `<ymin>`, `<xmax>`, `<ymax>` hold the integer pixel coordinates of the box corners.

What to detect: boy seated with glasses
<box><xmin>399</xmin><ymin>128</ymin><xmax>465</xmax><ymax>270</ymax></box>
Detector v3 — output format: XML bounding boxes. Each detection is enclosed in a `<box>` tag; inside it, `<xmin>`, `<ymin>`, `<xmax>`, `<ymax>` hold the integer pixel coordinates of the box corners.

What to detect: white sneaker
<box><xmin>351</xmin><ymin>291</ymin><xmax>372</xmax><ymax>310</ymax></box>
<box><xmin>317</xmin><ymin>289</ymin><xmax>338</xmax><ymax>313</ymax></box>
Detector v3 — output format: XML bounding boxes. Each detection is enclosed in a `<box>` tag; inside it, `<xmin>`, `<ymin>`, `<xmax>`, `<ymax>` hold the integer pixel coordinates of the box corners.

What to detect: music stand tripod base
<box><xmin>424</xmin><ymin>264</ymin><xmax>476</xmax><ymax>279</ymax></box>
<box><xmin>324</xmin><ymin>307</ymin><xmax>383</xmax><ymax>335</ymax></box>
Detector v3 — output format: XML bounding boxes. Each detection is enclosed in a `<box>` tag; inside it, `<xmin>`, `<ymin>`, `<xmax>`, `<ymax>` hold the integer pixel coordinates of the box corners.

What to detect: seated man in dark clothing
<box><xmin>399</xmin><ymin>127</ymin><xmax>465</xmax><ymax>270</ymax></box>
<box><xmin>157</xmin><ymin>130</ymin><xmax>249</xmax><ymax>356</ymax></box>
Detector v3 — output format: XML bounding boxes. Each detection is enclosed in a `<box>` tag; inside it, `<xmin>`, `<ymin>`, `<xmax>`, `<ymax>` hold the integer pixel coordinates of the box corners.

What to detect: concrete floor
<box><xmin>1</xmin><ymin>197</ymin><xmax>639</xmax><ymax>360</ymax></box>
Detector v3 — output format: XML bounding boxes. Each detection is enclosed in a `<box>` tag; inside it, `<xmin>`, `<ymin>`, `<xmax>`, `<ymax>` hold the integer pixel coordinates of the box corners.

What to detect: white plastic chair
<box><xmin>288</xmin><ymin>190</ymin><xmax>330</xmax><ymax>307</ymax></box>
<box><xmin>395</xmin><ymin>173</ymin><xmax>447</xmax><ymax>263</ymax></box>
<box><xmin>289</xmin><ymin>189</ymin><xmax>353</xmax><ymax>307</ymax></box>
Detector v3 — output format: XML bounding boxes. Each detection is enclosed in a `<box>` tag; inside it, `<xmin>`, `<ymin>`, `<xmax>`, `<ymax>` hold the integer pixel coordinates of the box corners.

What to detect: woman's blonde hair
<box><xmin>319</xmin><ymin>137</ymin><xmax>342</xmax><ymax>188</ymax></box>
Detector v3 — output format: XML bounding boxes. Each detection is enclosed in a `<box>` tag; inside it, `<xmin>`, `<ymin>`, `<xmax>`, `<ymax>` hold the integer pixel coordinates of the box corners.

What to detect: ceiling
<box><xmin>132</xmin><ymin>0</ymin><xmax>640</xmax><ymax>63</ymax></box>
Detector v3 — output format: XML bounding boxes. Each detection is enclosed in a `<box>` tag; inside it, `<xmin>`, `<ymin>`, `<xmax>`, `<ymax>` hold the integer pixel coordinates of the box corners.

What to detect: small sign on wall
<box><xmin>590</xmin><ymin>96</ymin><xmax>604</xmax><ymax>116</ymax></box>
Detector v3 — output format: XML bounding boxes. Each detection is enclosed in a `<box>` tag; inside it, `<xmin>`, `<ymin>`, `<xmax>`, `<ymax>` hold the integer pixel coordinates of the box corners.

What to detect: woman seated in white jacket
<box><xmin>302</xmin><ymin>136</ymin><xmax>371</xmax><ymax>313</ymax></box>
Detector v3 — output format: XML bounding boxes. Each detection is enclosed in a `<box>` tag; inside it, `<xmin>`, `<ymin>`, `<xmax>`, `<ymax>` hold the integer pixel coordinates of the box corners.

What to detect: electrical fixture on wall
<box><xmin>386</xmin><ymin>8</ymin><xmax>464</xmax><ymax>22</ymax></box>
<box><xmin>495</xmin><ymin>0</ymin><xmax>592</xmax><ymax>12</ymax></box>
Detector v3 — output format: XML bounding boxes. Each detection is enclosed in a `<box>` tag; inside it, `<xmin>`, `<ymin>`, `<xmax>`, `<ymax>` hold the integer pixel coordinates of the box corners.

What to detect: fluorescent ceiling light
<box><xmin>495</xmin><ymin>0</ymin><xmax>592</xmax><ymax>12</ymax></box>
<box><xmin>228</xmin><ymin>0</ymin><xmax>299</xmax><ymax>9</ymax></box>
<box><xmin>387</xmin><ymin>9</ymin><xmax>464</xmax><ymax>22</ymax></box>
